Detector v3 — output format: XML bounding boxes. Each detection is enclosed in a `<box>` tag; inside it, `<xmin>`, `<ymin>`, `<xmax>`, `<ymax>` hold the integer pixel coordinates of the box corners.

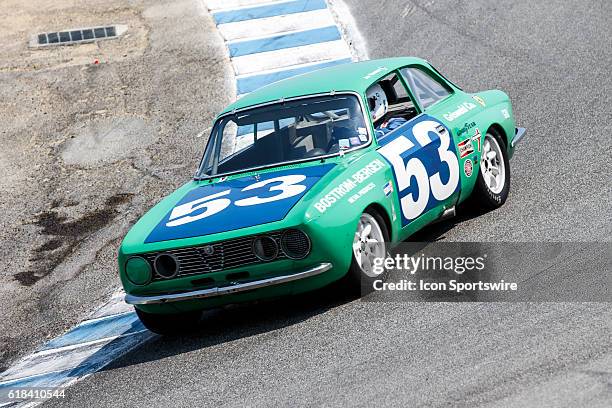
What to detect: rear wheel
<box><xmin>344</xmin><ymin>210</ymin><xmax>389</xmax><ymax>295</ymax></box>
<box><xmin>472</xmin><ymin>130</ymin><xmax>510</xmax><ymax>209</ymax></box>
<box><xmin>135</xmin><ymin>308</ymin><xmax>201</xmax><ymax>335</ymax></box>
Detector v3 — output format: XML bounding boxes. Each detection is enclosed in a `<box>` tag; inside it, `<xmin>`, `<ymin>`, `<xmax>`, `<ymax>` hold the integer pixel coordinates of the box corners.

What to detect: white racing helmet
<box><xmin>366</xmin><ymin>84</ymin><xmax>388</xmax><ymax>122</ymax></box>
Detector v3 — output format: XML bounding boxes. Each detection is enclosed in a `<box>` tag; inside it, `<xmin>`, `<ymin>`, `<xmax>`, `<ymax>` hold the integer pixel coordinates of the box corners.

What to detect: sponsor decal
<box><xmin>457</xmin><ymin>121</ymin><xmax>476</xmax><ymax>137</ymax></box>
<box><xmin>383</xmin><ymin>181</ymin><xmax>393</xmax><ymax>196</ymax></box>
<box><xmin>358</xmin><ymin>127</ymin><xmax>368</xmax><ymax>142</ymax></box>
<box><xmin>471</xmin><ymin>128</ymin><xmax>482</xmax><ymax>152</ymax></box>
<box><xmin>464</xmin><ymin>159</ymin><xmax>473</xmax><ymax>177</ymax></box>
<box><xmin>314</xmin><ymin>159</ymin><xmax>385</xmax><ymax>213</ymax></box>
<box><xmin>443</xmin><ymin>102</ymin><xmax>477</xmax><ymax>121</ymax></box>
<box><xmin>457</xmin><ymin>138</ymin><xmax>475</xmax><ymax>158</ymax></box>
<box><xmin>501</xmin><ymin>108</ymin><xmax>510</xmax><ymax>119</ymax></box>
<box><xmin>378</xmin><ymin>115</ymin><xmax>460</xmax><ymax>225</ymax></box>
<box><xmin>145</xmin><ymin>164</ymin><xmax>335</xmax><ymax>243</ymax></box>
<box><xmin>218</xmin><ymin>176</ymin><xmax>228</xmax><ymax>182</ymax></box>
<box><xmin>339</xmin><ymin>139</ymin><xmax>350</xmax><ymax>150</ymax></box>
<box><xmin>348</xmin><ymin>182</ymin><xmax>376</xmax><ymax>204</ymax></box>
<box><xmin>349</xmin><ymin>136</ymin><xmax>361</xmax><ymax>146</ymax></box>
<box><xmin>472</xmin><ymin>95</ymin><xmax>486</xmax><ymax>107</ymax></box>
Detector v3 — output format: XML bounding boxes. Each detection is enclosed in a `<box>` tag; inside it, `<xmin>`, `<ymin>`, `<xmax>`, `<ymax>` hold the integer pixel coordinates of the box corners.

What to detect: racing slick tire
<box><xmin>135</xmin><ymin>308</ymin><xmax>201</xmax><ymax>335</ymax></box>
<box><xmin>344</xmin><ymin>209</ymin><xmax>389</xmax><ymax>296</ymax></box>
<box><xmin>471</xmin><ymin>129</ymin><xmax>511</xmax><ymax>210</ymax></box>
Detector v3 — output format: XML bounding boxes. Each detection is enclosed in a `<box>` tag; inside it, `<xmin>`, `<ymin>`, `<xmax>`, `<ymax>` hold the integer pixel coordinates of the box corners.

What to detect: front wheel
<box><xmin>471</xmin><ymin>130</ymin><xmax>510</xmax><ymax>209</ymax></box>
<box><xmin>135</xmin><ymin>308</ymin><xmax>201</xmax><ymax>335</ymax></box>
<box><xmin>343</xmin><ymin>210</ymin><xmax>389</xmax><ymax>295</ymax></box>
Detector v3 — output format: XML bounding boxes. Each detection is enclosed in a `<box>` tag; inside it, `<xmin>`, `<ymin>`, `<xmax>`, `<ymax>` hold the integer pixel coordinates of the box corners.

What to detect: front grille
<box><xmin>281</xmin><ymin>229</ymin><xmax>311</xmax><ymax>259</ymax></box>
<box><xmin>143</xmin><ymin>231</ymin><xmax>289</xmax><ymax>281</ymax></box>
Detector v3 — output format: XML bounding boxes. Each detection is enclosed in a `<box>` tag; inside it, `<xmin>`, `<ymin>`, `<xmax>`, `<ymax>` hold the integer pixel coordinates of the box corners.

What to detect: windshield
<box><xmin>197</xmin><ymin>94</ymin><xmax>369</xmax><ymax>178</ymax></box>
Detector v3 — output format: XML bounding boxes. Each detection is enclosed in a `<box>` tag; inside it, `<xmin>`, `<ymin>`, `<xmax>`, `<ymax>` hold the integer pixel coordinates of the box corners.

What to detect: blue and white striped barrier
<box><xmin>0</xmin><ymin>1</ymin><xmax>366</xmax><ymax>405</ymax></box>
<box><xmin>205</xmin><ymin>0</ymin><xmax>368</xmax><ymax>96</ymax></box>
<box><xmin>205</xmin><ymin>0</ymin><xmax>367</xmax><ymax>151</ymax></box>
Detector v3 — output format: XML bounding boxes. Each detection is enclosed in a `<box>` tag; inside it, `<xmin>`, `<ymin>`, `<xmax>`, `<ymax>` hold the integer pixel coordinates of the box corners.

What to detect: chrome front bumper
<box><xmin>511</xmin><ymin>127</ymin><xmax>527</xmax><ymax>147</ymax></box>
<box><xmin>125</xmin><ymin>262</ymin><xmax>333</xmax><ymax>305</ymax></box>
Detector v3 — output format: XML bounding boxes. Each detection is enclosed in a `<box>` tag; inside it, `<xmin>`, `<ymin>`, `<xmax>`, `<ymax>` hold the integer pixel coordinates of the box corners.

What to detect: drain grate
<box><xmin>30</xmin><ymin>25</ymin><xmax>127</xmax><ymax>48</ymax></box>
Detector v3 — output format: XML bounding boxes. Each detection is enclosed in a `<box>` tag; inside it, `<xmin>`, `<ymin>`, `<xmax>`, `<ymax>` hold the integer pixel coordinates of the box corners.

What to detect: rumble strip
<box><xmin>205</xmin><ymin>0</ymin><xmax>367</xmax><ymax>96</ymax></box>
<box><xmin>0</xmin><ymin>290</ymin><xmax>155</xmax><ymax>406</ymax></box>
<box><xmin>205</xmin><ymin>0</ymin><xmax>368</xmax><ymax>149</ymax></box>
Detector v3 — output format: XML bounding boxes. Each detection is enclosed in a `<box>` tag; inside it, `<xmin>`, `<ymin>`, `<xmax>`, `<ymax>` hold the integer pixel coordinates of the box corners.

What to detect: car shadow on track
<box><xmin>406</xmin><ymin>204</ymin><xmax>493</xmax><ymax>242</ymax></box>
<box><xmin>100</xmin><ymin>206</ymin><xmax>489</xmax><ymax>371</ymax></box>
<box><xmin>102</xmin><ymin>286</ymin><xmax>356</xmax><ymax>371</ymax></box>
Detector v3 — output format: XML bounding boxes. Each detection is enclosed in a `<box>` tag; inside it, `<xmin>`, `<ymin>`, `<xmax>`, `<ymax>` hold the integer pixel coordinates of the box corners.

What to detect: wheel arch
<box><xmin>487</xmin><ymin>123</ymin><xmax>509</xmax><ymax>149</ymax></box>
<box><xmin>364</xmin><ymin>202</ymin><xmax>393</xmax><ymax>241</ymax></box>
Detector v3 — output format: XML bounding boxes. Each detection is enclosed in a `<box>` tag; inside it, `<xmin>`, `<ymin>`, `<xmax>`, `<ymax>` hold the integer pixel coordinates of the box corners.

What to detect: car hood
<box><xmin>138</xmin><ymin>163</ymin><xmax>336</xmax><ymax>244</ymax></box>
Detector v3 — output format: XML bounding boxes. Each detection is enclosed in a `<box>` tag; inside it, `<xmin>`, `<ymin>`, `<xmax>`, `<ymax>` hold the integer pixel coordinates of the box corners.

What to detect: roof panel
<box><xmin>220</xmin><ymin>57</ymin><xmax>427</xmax><ymax>115</ymax></box>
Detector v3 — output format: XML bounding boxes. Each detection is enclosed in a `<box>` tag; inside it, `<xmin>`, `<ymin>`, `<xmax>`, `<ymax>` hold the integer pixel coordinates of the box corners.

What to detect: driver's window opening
<box><xmin>366</xmin><ymin>73</ymin><xmax>418</xmax><ymax>139</ymax></box>
<box><xmin>198</xmin><ymin>95</ymin><xmax>369</xmax><ymax>178</ymax></box>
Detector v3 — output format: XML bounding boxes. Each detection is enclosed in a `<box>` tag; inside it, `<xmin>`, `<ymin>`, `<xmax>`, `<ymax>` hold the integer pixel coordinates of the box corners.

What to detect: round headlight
<box><xmin>252</xmin><ymin>235</ymin><xmax>279</xmax><ymax>261</ymax></box>
<box><xmin>280</xmin><ymin>229</ymin><xmax>311</xmax><ymax>260</ymax></box>
<box><xmin>125</xmin><ymin>256</ymin><xmax>152</xmax><ymax>285</ymax></box>
<box><xmin>154</xmin><ymin>253</ymin><xmax>180</xmax><ymax>279</ymax></box>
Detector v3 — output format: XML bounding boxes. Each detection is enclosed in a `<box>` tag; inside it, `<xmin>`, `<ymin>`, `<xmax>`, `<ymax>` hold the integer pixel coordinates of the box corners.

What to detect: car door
<box><xmin>371</xmin><ymin>71</ymin><xmax>462</xmax><ymax>239</ymax></box>
<box><xmin>400</xmin><ymin>65</ymin><xmax>484</xmax><ymax>204</ymax></box>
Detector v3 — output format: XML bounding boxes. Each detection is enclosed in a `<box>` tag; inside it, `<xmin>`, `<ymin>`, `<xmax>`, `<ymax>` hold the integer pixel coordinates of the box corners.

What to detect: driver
<box><xmin>366</xmin><ymin>84</ymin><xmax>407</xmax><ymax>137</ymax></box>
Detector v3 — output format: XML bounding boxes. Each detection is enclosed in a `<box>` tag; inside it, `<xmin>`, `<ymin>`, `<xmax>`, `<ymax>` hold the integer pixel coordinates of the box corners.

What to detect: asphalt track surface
<box><xmin>45</xmin><ymin>0</ymin><xmax>611</xmax><ymax>407</ymax></box>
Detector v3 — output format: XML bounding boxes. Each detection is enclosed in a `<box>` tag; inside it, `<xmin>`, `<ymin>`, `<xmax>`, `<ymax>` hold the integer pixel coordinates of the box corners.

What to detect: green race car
<box><xmin>119</xmin><ymin>57</ymin><xmax>526</xmax><ymax>334</ymax></box>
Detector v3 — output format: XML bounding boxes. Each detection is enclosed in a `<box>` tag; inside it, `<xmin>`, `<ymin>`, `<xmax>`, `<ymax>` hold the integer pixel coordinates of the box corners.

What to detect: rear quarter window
<box><xmin>400</xmin><ymin>67</ymin><xmax>452</xmax><ymax>109</ymax></box>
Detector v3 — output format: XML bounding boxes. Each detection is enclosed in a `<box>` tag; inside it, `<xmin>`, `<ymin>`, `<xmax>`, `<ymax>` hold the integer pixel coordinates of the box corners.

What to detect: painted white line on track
<box><xmin>217</xmin><ymin>9</ymin><xmax>336</xmax><ymax>41</ymax></box>
<box><xmin>227</xmin><ymin>25</ymin><xmax>342</xmax><ymax>57</ymax></box>
<box><xmin>88</xmin><ymin>289</ymin><xmax>132</xmax><ymax>319</ymax></box>
<box><xmin>232</xmin><ymin>40</ymin><xmax>351</xmax><ymax>75</ymax></box>
<box><xmin>212</xmin><ymin>0</ymin><xmax>328</xmax><ymax>25</ymax></box>
<box><xmin>2</xmin><ymin>330</ymin><xmax>151</xmax><ymax>383</ymax></box>
<box><xmin>0</xmin><ymin>291</ymin><xmax>155</xmax><ymax>407</ymax></box>
<box><xmin>207</xmin><ymin>0</ymin><xmax>287</xmax><ymax>11</ymax></box>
